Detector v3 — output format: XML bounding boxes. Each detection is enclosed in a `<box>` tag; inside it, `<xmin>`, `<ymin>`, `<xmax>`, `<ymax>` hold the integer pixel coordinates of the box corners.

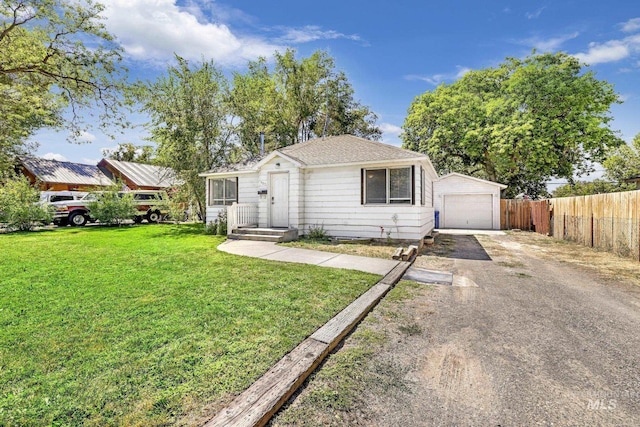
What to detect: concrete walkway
<box><xmin>218</xmin><ymin>240</ymin><xmax>399</xmax><ymax>276</ymax></box>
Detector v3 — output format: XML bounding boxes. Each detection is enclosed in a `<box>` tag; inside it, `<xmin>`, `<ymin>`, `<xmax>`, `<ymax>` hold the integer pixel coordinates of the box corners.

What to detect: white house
<box><xmin>200</xmin><ymin>135</ymin><xmax>440</xmax><ymax>241</ymax></box>
<box><xmin>433</xmin><ymin>173</ymin><xmax>507</xmax><ymax>230</ymax></box>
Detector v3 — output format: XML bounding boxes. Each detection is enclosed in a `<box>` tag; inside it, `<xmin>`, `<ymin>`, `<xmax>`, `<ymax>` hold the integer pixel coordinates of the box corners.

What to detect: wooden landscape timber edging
<box><xmin>205</xmin><ymin>261</ymin><xmax>412</xmax><ymax>427</ymax></box>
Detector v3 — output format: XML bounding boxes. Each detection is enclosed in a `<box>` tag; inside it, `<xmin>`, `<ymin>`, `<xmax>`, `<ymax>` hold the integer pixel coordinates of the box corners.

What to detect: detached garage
<box><xmin>434</xmin><ymin>173</ymin><xmax>507</xmax><ymax>230</ymax></box>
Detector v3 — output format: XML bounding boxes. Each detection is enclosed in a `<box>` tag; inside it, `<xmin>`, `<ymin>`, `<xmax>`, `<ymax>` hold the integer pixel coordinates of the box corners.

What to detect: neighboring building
<box><xmin>433</xmin><ymin>173</ymin><xmax>507</xmax><ymax>230</ymax></box>
<box><xmin>18</xmin><ymin>157</ymin><xmax>180</xmax><ymax>192</ymax></box>
<box><xmin>97</xmin><ymin>158</ymin><xmax>179</xmax><ymax>190</ymax></box>
<box><xmin>19</xmin><ymin>157</ymin><xmax>113</xmax><ymax>191</ymax></box>
<box><xmin>201</xmin><ymin>135</ymin><xmax>440</xmax><ymax>241</ymax></box>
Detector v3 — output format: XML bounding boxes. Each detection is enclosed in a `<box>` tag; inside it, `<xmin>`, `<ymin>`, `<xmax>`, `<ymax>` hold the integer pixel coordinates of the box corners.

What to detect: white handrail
<box><xmin>227</xmin><ymin>203</ymin><xmax>258</xmax><ymax>235</ymax></box>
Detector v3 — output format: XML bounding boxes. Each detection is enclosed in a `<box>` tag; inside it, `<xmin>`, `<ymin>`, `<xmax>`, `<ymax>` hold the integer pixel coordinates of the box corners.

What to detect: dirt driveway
<box><xmin>271</xmin><ymin>232</ymin><xmax>640</xmax><ymax>426</ymax></box>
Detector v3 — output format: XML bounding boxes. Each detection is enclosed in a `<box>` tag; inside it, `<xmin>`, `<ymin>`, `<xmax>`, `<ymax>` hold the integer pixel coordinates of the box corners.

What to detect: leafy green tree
<box><xmin>603</xmin><ymin>132</ymin><xmax>640</xmax><ymax>185</ymax></box>
<box><xmin>87</xmin><ymin>189</ymin><xmax>136</xmax><ymax>226</ymax></box>
<box><xmin>0</xmin><ymin>0</ymin><xmax>128</xmax><ymax>175</ymax></box>
<box><xmin>230</xmin><ymin>49</ymin><xmax>380</xmax><ymax>155</ymax></box>
<box><xmin>552</xmin><ymin>179</ymin><xmax>634</xmax><ymax>197</ymax></box>
<box><xmin>102</xmin><ymin>143</ymin><xmax>155</xmax><ymax>163</ymax></box>
<box><xmin>136</xmin><ymin>56</ymin><xmax>232</xmax><ymax>220</ymax></box>
<box><xmin>0</xmin><ymin>175</ymin><xmax>52</xmax><ymax>231</ymax></box>
<box><xmin>229</xmin><ymin>58</ymin><xmax>280</xmax><ymax>154</ymax></box>
<box><xmin>311</xmin><ymin>70</ymin><xmax>381</xmax><ymax>142</ymax></box>
<box><xmin>402</xmin><ymin>52</ymin><xmax>623</xmax><ymax>197</ymax></box>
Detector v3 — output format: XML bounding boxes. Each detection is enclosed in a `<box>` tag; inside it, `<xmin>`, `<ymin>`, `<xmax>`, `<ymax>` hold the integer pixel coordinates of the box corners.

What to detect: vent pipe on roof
<box><xmin>259</xmin><ymin>131</ymin><xmax>265</xmax><ymax>155</ymax></box>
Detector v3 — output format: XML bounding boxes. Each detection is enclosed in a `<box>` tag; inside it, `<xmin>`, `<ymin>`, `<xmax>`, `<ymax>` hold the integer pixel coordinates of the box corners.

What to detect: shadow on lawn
<box><xmin>145</xmin><ymin>223</ymin><xmax>212</xmax><ymax>238</ymax></box>
<box><xmin>26</xmin><ymin>223</ymin><xmax>209</xmax><ymax>238</ymax></box>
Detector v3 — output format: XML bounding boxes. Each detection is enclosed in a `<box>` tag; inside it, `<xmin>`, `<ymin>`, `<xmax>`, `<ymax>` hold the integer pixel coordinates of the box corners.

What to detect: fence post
<box><xmin>506</xmin><ymin>201</ymin><xmax>510</xmax><ymax>230</ymax></box>
<box><xmin>591</xmin><ymin>214</ymin><xmax>594</xmax><ymax>248</ymax></box>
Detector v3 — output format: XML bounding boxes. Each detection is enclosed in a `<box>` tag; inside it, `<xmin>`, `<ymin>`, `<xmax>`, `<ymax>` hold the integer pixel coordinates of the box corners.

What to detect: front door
<box><xmin>270</xmin><ymin>172</ymin><xmax>289</xmax><ymax>228</ymax></box>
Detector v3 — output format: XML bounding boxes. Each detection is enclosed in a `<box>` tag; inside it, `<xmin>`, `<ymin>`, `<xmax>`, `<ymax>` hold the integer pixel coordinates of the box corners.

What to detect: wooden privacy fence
<box><xmin>501</xmin><ymin>199</ymin><xmax>551</xmax><ymax>235</ymax></box>
<box><xmin>501</xmin><ymin>191</ymin><xmax>640</xmax><ymax>261</ymax></box>
<box><xmin>551</xmin><ymin>191</ymin><xmax>640</xmax><ymax>260</ymax></box>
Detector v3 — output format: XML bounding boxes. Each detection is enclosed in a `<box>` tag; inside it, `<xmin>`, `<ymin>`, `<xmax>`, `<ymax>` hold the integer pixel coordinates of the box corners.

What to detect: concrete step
<box><xmin>229</xmin><ymin>233</ymin><xmax>283</xmax><ymax>243</ymax></box>
<box><xmin>234</xmin><ymin>227</ymin><xmax>288</xmax><ymax>235</ymax></box>
<box><xmin>232</xmin><ymin>228</ymin><xmax>298</xmax><ymax>242</ymax></box>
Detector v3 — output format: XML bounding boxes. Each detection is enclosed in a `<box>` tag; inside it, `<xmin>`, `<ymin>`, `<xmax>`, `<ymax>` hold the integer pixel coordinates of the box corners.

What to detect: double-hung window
<box><xmin>209</xmin><ymin>177</ymin><xmax>238</xmax><ymax>206</ymax></box>
<box><xmin>363</xmin><ymin>167</ymin><xmax>413</xmax><ymax>205</ymax></box>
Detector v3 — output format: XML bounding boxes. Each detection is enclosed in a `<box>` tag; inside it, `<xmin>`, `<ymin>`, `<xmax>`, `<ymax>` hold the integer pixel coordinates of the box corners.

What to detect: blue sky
<box><xmin>35</xmin><ymin>0</ymin><xmax>640</xmax><ymax>186</ymax></box>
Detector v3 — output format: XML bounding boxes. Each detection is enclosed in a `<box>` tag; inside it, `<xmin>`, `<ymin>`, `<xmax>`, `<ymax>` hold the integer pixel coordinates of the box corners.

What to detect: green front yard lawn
<box><xmin>0</xmin><ymin>225</ymin><xmax>379</xmax><ymax>426</ymax></box>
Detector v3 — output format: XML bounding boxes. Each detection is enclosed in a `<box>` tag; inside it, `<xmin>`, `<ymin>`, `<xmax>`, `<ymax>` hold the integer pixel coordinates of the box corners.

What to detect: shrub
<box><xmin>204</xmin><ymin>221</ymin><xmax>217</xmax><ymax>235</ymax></box>
<box><xmin>166</xmin><ymin>199</ymin><xmax>187</xmax><ymax>224</ymax></box>
<box><xmin>307</xmin><ymin>223</ymin><xmax>328</xmax><ymax>240</ymax></box>
<box><xmin>87</xmin><ymin>189</ymin><xmax>137</xmax><ymax>226</ymax></box>
<box><xmin>0</xmin><ymin>176</ymin><xmax>52</xmax><ymax>231</ymax></box>
<box><xmin>216</xmin><ymin>209</ymin><xmax>227</xmax><ymax>235</ymax></box>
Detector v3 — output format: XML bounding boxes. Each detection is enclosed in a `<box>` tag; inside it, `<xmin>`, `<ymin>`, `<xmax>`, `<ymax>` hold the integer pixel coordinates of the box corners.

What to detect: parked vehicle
<box><xmin>39</xmin><ymin>191</ymin><xmax>87</xmax><ymax>205</ymax></box>
<box><xmin>130</xmin><ymin>190</ymin><xmax>169</xmax><ymax>224</ymax></box>
<box><xmin>50</xmin><ymin>190</ymin><xmax>169</xmax><ymax>227</ymax></box>
<box><xmin>50</xmin><ymin>193</ymin><xmax>97</xmax><ymax>226</ymax></box>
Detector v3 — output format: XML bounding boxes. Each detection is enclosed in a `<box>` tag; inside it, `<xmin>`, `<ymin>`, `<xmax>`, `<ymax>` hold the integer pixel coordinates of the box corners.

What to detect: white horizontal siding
<box><xmin>238</xmin><ymin>174</ymin><xmax>259</xmax><ymax>205</ymax></box>
<box><xmin>300</xmin><ymin>165</ymin><xmax>433</xmax><ymax>240</ymax></box>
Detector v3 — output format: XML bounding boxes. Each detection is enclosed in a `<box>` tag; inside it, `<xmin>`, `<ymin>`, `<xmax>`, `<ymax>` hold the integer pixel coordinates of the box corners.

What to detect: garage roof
<box><xmin>437</xmin><ymin>172</ymin><xmax>507</xmax><ymax>189</ymax></box>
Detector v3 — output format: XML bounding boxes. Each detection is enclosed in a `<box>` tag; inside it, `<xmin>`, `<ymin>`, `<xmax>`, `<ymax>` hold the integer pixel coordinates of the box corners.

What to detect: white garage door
<box><xmin>443</xmin><ymin>194</ymin><xmax>493</xmax><ymax>229</ymax></box>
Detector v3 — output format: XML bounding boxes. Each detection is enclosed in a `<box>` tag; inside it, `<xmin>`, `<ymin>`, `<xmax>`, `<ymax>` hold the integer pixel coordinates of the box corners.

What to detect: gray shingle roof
<box><xmin>200</xmin><ymin>135</ymin><xmax>428</xmax><ymax>175</ymax></box>
<box><xmin>99</xmin><ymin>159</ymin><xmax>179</xmax><ymax>188</ymax></box>
<box><xmin>206</xmin><ymin>156</ymin><xmax>265</xmax><ymax>173</ymax></box>
<box><xmin>21</xmin><ymin>157</ymin><xmax>113</xmax><ymax>186</ymax></box>
<box><xmin>277</xmin><ymin>135</ymin><xmax>426</xmax><ymax>166</ymax></box>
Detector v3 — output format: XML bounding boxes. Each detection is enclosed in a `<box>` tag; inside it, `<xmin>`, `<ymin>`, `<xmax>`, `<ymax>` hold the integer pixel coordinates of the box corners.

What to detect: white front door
<box><xmin>270</xmin><ymin>172</ymin><xmax>289</xmax><ymax>228</ymax></box>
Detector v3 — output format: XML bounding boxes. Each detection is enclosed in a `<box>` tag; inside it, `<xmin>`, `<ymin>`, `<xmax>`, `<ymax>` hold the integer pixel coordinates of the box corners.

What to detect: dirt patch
<box><xmin>271</xmin><ymin>231</ymin><xmax>640</xmax><ymax>426</ymax></box>
<box><xmin>280</xmin><ymin>239</ymin><xmax>411</xmax><ymax>260</ymax></box>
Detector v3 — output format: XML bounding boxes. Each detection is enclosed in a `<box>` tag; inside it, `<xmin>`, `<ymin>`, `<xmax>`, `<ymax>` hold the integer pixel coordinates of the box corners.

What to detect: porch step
<box><xmin>230</xmin><ymin>227</ymin><xmax>298</xmax><ymax>243</ymax></box>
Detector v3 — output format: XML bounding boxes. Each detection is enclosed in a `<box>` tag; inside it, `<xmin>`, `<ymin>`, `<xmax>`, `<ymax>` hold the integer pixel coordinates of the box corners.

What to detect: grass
<box><xmin>280</xmin><ymin>238</ymin><xmax>403</xmax><ymax>259</ymax></box>
<box><xmin>0</xmin><ymin>224</ymin><xmax>379</xmax><ymax>426</ymax></box>
<box><xmin>271</xmin><ymin>281</ymin><xmax>424</xmax><ymax>426</ymax></box>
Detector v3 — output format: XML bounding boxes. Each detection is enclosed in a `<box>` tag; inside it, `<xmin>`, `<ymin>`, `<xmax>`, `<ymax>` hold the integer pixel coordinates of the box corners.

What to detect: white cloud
<box><xmin>77</xmin><ymin>131</ymin><xmax>97</xmax><ymax>143</ymax></box>
<box><xmin>620</xmin><ymin>17</ymin><xmax>640</xmax><ymax>33</ymax></box>
<box><xmin>619</xmin><ymin>93</ymin><xmax>632</xmax><ymax>102</ymax></box>
<box><xmin>276</xmin><ymin>25</ymin><xmax>363</xmax><ymax>44</ymax></box>
<box><xmin>405</xmin><ymin>65</ymin><xmax>471</xmax><ymax>86</ymax></box>
<box><xmin>101</xmin><ymin>0</ymin><xmax>282</xmax><ymax>65</ymax></box>
<box><xmin>455</xmin><ymin>67</ymin><xmax>472</xmax><ymax>78</ymax></box>
<box><xmin>42</xmin><ymin>153</ymin><xmax>69</xmax><ymax>162</ymax></box>
<box><xmin>575</xmin><ymin>39</ymin><xmax>631</xmax><ymax>65</ymax></box>
<box><xmin>82</xmin><ymin>158</ymin><xmax>101</xmax><ymax>165</ymax></box>
<box><xmin>526</xmin><ymin>7</ymin><xmax>545</xmax><ymax>20</ymax></box>
<box><xmin>380</xmin><ymin>123</ymin><xmax>402</xmax><ymax>136</ymax></box>
<box><xmin>520</xmin><ymin>32</ymin><xmax>580</xmax><ymax>51</ymax></box>
<box><xmin>405</xmin><ymin>73</ymin><xmax>445</xmax><ymax>85</ymax></box>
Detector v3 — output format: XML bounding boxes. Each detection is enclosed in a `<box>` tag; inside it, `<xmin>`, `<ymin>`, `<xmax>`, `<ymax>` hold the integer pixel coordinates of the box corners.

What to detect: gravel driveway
<box><xmin>271</xmin><ymin>232</ymin><xmax>640</xmax><ymax>426</ymax></box>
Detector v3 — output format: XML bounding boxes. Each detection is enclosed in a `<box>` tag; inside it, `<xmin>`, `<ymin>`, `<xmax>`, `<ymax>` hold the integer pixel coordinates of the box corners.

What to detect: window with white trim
<box><xmin>363</xmin><ymin>167</ymin><xmax>413</xmax><ymax>205</ymax></box>
<box><xmin>208</xmin><ymin>177</ymin><xmax>238</xmax><ymax>206</ymax></box>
